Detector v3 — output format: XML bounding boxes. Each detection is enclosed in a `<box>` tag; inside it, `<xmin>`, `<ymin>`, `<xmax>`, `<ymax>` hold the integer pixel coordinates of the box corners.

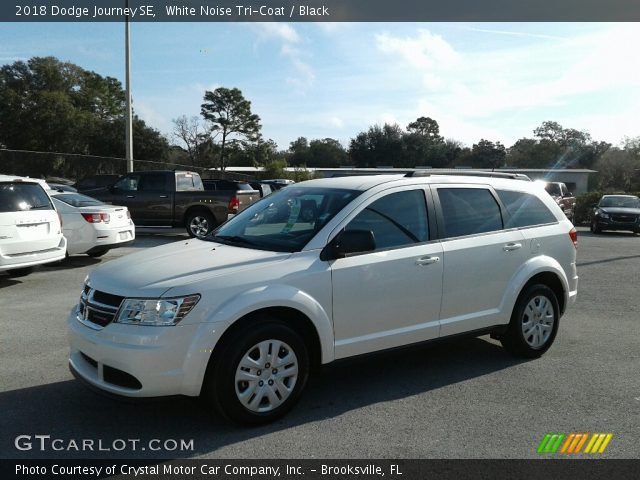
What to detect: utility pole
<box><xmin>125</xmin><ymin>0</ymin><xmax>134</xmax><ymax>172</ymax></box>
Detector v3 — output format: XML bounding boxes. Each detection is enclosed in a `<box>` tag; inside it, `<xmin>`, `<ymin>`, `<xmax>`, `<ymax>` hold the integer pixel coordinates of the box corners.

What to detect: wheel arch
<box><xmin>520</xmin><ymin>271</ymin><xmax>566</xmax><ymax>316</ymax></box>
<box><xmin>505</xmin><ymin>256</ymin><xmax>569</xmax><ymax>318</ymax></box>
<box><xmin>183</xmin><ymin>205</ymin><xmax>215</xmax><ymax>226</ymax></box>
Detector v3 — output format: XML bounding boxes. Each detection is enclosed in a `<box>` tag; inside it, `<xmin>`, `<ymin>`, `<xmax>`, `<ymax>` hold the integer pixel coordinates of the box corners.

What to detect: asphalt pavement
<box><xmin>1</xmin><ymin>227</ymin><xmax>638</xmax><ymax>459</ymax></box>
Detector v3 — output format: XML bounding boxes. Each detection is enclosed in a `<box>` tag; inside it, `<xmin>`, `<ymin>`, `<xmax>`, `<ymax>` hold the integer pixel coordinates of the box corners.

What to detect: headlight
<box><xmin>598</xmin><ymin>210</ymin><xmax>609</xmax><ymax>219</ymax></box>
<box><xmin>115</xmin><ymin>295</ymin><xmax>200</xmax><ymax>326</ymax></box>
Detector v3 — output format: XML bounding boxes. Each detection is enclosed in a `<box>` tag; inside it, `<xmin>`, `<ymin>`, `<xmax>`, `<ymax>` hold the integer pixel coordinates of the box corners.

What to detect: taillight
<box><xmin>569</xmin><ymin>227</ymin><xmax>578</xmax><ymax>248</ymax></box>
<box><xmin>228</xmin><ymin>196</ymin><xmax>239</xmax><ymax>213</ymax></box>
<box><xmin>82</xmin><ymin>213</ymin><xmax>110</xmax><ymax>223</ymax></box>
<box><xmin>57</xmin><ymin>212</ymin><xmax>63</xmax><ymax>228</ymax></box>
<box><xmin>126</xmin><ymin>210</ymin><xmax>131</xmax><ymax>219</ymax></box>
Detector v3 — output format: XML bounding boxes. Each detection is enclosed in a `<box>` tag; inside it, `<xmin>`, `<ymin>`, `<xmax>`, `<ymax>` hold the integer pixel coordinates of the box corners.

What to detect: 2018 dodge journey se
<box><xmin>68</xmin><ymin>173</ymin><xmax>578</xmax><ymax>424</ymax></box>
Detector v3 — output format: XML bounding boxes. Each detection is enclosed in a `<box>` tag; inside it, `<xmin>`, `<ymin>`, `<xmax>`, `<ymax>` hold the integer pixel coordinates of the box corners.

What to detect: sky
<box><xmin>1</xmin><ymin>22</ymin><xmax>639</xmax><ymax>151</ymax></box>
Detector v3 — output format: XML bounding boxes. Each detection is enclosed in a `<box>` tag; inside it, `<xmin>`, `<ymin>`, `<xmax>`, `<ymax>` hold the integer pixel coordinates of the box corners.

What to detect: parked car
<box><xmin>48</xmin><ymin>183</ymin><xmax>78</xmax><ymax>193</ymax></box>
<box><xmin>248</xmin><ymin>182</ymin><xmax>273</xmax><ymax>198</ymax></box>
<box><xmin>202</xmin><ymin>179</ymin><xmax>256</xmax><ymax>193</ymax></box>
<box><xmin>68</xmin><ymin>173</ymin><xmax>578</xmax><ymax>424</ymax></box>
<box><xmin>538</xmin><ymin>181</ymin><xmax>576</xmax><ymax>222</ymax></box>
<box><xmin>76</xmin><ymin>174</ymin><xmax>122</xmax><ymax>193</ymax></box>
<box><xmin>88</xmin><ymin>171</ymin><xmax>259</xmax><ymax>238</ymax></box>
<box><xmin>590</xmin><ymin>194</ymin><xmax>640</xmax><ymax>234</ymax></box>
<box><xmin>262</xmin><ymin>179</ymin><xmax>295</xmax><ymax>191</ymax></box>
<box><xmin>50</xmin><ymin>192</ymin><xmax>135</xmax><ymax>257</ymax></box>
<box><xmin>0</xmin><ymin>175</ymin><xmax>67</xmax><ymax>276</ymax></box>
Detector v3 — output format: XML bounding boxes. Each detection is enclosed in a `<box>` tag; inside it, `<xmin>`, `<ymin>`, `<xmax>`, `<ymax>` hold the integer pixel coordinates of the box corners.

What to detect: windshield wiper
<box><xmin>29</xmin><ymin>204</ymin><xmax>51</xmax><ymax>210</ymax></box>
<box><xmin>209</xmin><ymin>235</ymin><xmax>259</xmax><ymax>248</ymax></box>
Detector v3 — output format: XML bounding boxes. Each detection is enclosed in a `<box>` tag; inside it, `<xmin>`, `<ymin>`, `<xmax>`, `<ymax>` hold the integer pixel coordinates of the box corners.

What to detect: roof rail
<box><xmin>405</xmin><ymin>170</ymin><xmax>531</xmax><ymax>181</ymax></box>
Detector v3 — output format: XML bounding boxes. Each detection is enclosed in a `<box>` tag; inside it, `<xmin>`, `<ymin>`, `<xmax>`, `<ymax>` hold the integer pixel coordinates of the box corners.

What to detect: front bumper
<box><xmin>593</xmin><ymin>218</ymin><xmax>639</xmax><ymax>232</ymax></box>
<box><xmin>67</xmin><ymin>307</ymin><xmax>226</xmax><ymax>397</ymax></box>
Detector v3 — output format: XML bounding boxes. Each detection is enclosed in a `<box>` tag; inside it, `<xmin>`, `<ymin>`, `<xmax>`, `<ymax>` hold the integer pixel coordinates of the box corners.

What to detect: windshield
<box><xmin>599</xmin><ymin>196</ymin><xmax>640</xmax><ymax>208</ymax></box>
<box><xmin>52</xmin><ymin>193</ymin><xmax>105</xmax><ymax>207</ymax></box>
<box><xmin>208</xmin><ymin>187</ymin><xmax>361</xmax><ymax>252</ymax></box>
<box><xmin>544</xmin><ymin>183</ymin><xmax>562</xmax><ymax>196</ymax></box>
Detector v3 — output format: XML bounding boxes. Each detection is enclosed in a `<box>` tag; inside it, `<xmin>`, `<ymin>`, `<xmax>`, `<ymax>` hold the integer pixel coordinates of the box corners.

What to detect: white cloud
<box><xmin>329</xmin><ymin>116</ymin><xmax>344</xmax><ymax>128</ymax></box>
<box><xmin>250</xmin><ymin>23</ymin><xmax>315</xmax><ymax>90</ymax></box>
<box><xmin>373</xmin><ymin>24</ymin><xmax>640</xmax><ymax>144</ymax></box>
<box><xmin>251</xmin><ymin>23</ymin><xmax>301</xmax><ymax>44</ymax></box>
<box><xmin>375</xmin><ymin>30</ymin><xmax>461</xmax><ymax>70</ymax></box>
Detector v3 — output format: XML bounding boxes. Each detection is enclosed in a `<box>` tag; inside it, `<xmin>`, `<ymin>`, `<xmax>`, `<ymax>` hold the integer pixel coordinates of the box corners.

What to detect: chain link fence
<box><xmin>0</xmin><ymin>149</ymin><xmax>252</xmax><ymax>184</ymax></box>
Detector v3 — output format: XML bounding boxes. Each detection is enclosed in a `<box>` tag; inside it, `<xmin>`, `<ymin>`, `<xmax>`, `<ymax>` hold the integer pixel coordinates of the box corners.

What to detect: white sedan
<box><xmin>50</xmin><ymin>192</ymin><xmax>135</xmax><ymax>257</ymax></box>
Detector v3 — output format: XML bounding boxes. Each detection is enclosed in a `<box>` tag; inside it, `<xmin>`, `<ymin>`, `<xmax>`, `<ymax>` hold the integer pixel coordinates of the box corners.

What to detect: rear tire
<box><xmin>501</xmin><ymin>284</ymin><xmax>559</xmax><ymax>358</ymax></box>
<box><xmin>202</xmin><ymin>319</ymin><xmax>309</xmax><ymax>425</ymax></box>
<box><xmin>186</xmin><ymin>210</ymin><xmax>215</xmax><ymax>238</ymax></box>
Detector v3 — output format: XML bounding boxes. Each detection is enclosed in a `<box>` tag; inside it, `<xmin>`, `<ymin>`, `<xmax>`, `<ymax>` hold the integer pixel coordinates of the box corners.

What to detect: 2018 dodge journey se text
<box><xmin>68</xmin><ymin>173</ymin><xmax>578</xmax><ymax>424</ymax></box>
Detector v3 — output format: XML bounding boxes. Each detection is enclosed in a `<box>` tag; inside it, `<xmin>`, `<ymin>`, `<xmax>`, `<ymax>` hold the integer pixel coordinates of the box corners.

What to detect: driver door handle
<box><xmin>503</xmin><ymin>242</ymin><xmax>522</xmax><ymax>251</ymax></box>
<box><xmin>125</xmin><ymin>195</ymin><xmax>135</xmax><ymax>198</ymax></box>
<box><xmin>416</xmin><ymin>256</ymin><xmax>440</xmax><ymax>266</ymax></box>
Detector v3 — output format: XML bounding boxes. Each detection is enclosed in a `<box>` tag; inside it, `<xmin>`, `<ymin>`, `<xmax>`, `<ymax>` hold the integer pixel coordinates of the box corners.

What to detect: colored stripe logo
<box><xmin>537</xmin><ymin>433</ymin><xmax>613</xmax><ymax>454</ymax></box>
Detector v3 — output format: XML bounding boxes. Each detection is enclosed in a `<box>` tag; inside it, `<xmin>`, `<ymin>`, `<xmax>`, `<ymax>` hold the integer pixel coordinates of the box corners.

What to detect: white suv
<box><xmin>68</xmin><ymin>173</ymin><xmax>578</xmax><ymax>424</ymax></box>
<box><xmin>0</xmin><ymin>175</ymin><xmax>67</xmax><ymax>276</ymax></box>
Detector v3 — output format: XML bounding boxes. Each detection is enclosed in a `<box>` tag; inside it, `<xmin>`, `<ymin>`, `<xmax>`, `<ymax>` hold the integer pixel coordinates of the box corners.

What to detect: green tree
<box><xmin>468</xmin><ymin>139</ymin><xmax>506</xmax><ymax>169</ymax></box>
<box><xmin>507</xmin><ymin>121</ymin><xmax>609</xmax><ymax>169</ymax></box>
<box><xmin>0</xmin><ymin>56</ymin><xmax>167</xmax><ymax>162</ymax></box>
<box><xmin>200</xmin><ymin>87</ymin><xmax>261</xmax><ymax>172</ymax></box>
<box><xmin>407</xmin><ymin>116</ymin><xmax>443</xmax><ymax>142</ymax></box>
<box><xmin>349</xmin><ymin>123</ymin><xmax>404</xmax><ymax>167</ymax></box>
<box><xmin>288</xmin><ymin>137</ymin><xmax>310</xmax><ymax>166</ymax></box>
<box><xmin>307</xmin><ymin>138</ymin><xmax>348</xmax><ymax>167</ymax></box>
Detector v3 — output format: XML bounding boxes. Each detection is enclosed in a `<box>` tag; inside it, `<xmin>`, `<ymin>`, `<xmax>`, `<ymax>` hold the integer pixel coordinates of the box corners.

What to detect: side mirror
<box><xmin>591</xmin><ymin>203</ymin><xmax>598</xmax><ymax>208</ymax></box>
<box><xmin>564</xmin><ymin>192</ymin><xmax>573</xmax><ymax>198</ymax></box>
<box><xmin>321</xmin><ymin>229</ymin><xmax>376</xmax><ymax>261</ymax></box>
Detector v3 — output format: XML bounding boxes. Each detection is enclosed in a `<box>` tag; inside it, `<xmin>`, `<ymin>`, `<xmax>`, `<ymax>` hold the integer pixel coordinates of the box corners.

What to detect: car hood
<box><xmin>88</xmin><ymin>239</ymin><xmax>291</xmax><ymax>297</ymax></box>
<box><xmin>598</xmin><ymin>207</ymin><xmax>640</xmax><ymax>215</ymax></box>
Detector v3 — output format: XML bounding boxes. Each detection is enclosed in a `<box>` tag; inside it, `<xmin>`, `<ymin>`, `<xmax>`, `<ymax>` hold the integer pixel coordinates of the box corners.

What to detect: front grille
<box><xmin>611</xmin><ymin>214</ymin><xmax>638</xmax><ymax>223</ymax></box>
<box><xmin>77</xmin><ymin>286</ymin><xmax>124</xmax><ymax>329</ymax></box>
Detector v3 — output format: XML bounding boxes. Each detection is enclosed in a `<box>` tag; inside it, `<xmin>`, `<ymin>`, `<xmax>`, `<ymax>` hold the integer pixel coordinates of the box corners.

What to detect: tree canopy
<box><xmin>0</xmin><ymin>56</ymin><xmax>168</xmax><ymax>160</ymax></box>
<box><xmin>200</xmin><ymin>87</ymin><xmax>261</xmax><ymax>171</ymax></box>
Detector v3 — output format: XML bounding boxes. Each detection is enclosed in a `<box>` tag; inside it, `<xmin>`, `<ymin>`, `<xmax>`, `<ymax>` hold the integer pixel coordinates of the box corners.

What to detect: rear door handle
<box><xmin>159</xmin><ymin>195</ymin><xmax>168</xmax><ymax>198</ymax></box>
<box><xmin>416</xmin><ymin>256</ymin><xmax>440</xmax><ymax>265</ymax></box>
<box><xmin>503</xmin><ymin>242</ymin><xmax>522</xmax><ymax>252</ymax></box>
<box><xmin>125</xmin><ymin>195</ymin><xmax>135</xmax><ymax>198</ymax></box>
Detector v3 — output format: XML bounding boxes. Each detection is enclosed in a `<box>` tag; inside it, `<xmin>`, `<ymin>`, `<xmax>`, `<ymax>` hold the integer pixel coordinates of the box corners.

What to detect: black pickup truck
<box><xmin>88</xmin><ymin>171</ymin><xmax>259</xmax><ymax>237</ymax></box>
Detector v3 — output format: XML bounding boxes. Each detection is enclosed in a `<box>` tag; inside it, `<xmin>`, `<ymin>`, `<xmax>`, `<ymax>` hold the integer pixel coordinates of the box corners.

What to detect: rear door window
<box><xmin>437</xmin><ymin>187</ymin><xmax>503</xmax><ymax>238</ymax></box>
<box><xmin>0</xmin><ymin>182</ymin><xmax>53</xmax><ymax>212</ymax></box>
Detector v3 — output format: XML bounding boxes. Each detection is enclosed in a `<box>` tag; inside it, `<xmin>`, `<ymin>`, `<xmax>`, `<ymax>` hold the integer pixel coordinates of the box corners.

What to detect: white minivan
<box><xmin>68</xmin><ymin>173</ymin><xmax>578</xmax><ymax>424</ymax></box>
<box><xmin>0</xmin><ymin>175</ymin><xmax>67</xmax><ymax>276</ymax></box>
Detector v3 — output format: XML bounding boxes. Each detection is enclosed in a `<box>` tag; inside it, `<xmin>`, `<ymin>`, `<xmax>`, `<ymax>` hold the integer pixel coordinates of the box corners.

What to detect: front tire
<box><xmin>186</xmin><ymin>210</ymin><xmax>215</xmax><ymax>238</ymax></box>
<box><xmin>500</xmin><ymin>284</ymin><xmax>559</xmax><ymax>358</ymax></box>
<box><xmin>87</xmin><ymin>249</ymin><xmax>108</xmax><ymax>258</ymax></box>
<box><xmin>590</xmin><ymin>220</ymin><xmax>601</xmax><ymax>234</ymax></box>
<box><xmin>202</xmin><ymin>320</ymin><xmax>309</xmax><ymax>425</ymax></box>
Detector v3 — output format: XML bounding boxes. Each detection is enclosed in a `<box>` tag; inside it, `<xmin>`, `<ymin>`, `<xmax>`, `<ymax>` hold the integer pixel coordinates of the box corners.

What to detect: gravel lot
<box><xmin>1</xmin><ymin>227</ymin><xmax>638</xmax><ymax>459</ymax></box>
